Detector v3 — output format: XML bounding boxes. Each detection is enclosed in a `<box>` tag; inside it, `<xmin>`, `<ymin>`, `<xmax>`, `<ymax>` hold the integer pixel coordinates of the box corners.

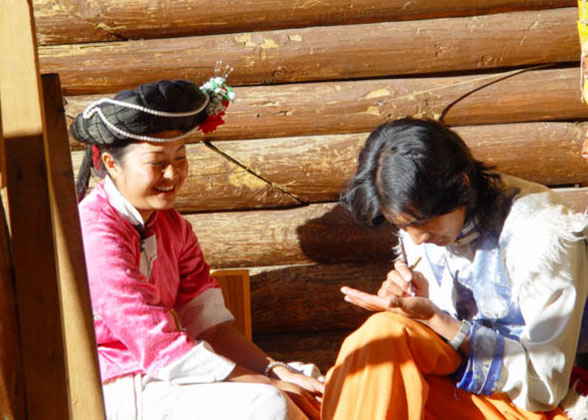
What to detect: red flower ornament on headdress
<box><xmin>198</xmin><ymin>65</ymin><xmax>235</xmax><ymax>134</ymax></box>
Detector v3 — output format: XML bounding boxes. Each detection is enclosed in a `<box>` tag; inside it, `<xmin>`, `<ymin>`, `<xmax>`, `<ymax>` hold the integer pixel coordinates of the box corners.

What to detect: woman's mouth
<box><xmin>154</xmin><ymin>185</ymin><xmax>175</xmax><ymax>193</ymax></box>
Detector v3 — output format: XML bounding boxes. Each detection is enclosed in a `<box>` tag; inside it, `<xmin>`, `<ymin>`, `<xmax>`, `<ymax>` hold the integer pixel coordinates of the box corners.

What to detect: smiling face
<box><xmin>104</xmin><ymin>131</ymin><xmax>188</xmax><ymax>221</ymax></box>
<box><xmin>385</xmin><ymin>206</ymin><xmax>467</xmax><ymax>247</ymax></box>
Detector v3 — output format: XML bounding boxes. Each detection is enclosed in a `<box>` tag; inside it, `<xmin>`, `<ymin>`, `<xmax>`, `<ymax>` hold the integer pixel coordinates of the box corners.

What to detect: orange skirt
<box><xmin>322</xmin><ymin>312</ymin><xmax>568</xmax><ymax>420</ymax></box>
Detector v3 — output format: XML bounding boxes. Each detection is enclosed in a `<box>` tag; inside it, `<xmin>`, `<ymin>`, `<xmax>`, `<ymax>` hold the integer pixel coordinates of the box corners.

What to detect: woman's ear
<box><xmin>102</xmin><ymin>152</ymin><xmax>118</xmax><ymax>174</ymax></box>
<box><xmin>463</xmin><ymin>173</ymin><xmax>470</xmax><ymax>188</ymax></box>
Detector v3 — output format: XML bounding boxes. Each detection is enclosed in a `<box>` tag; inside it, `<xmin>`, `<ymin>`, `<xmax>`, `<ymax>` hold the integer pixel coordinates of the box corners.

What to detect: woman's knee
<box><xmin>357</xmin><ymin>311</ymin><xmax>413</xmax><ymax>338</ymax></box>
<box><xmin>246</xmin><ymin>383</ymin><xmax>290</xmax><ymax>420</ymax></box>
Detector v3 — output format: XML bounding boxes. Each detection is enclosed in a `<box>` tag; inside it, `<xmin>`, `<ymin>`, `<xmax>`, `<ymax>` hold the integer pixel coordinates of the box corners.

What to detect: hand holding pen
<box><xmin>396</xmin><ymin>237</ymin><xmax>421</xmax><ymax>297</ymax></box>
<box><xmin>340</xmin><ymin>235</ymin><xmax>430</xmax><ymax>315</ymax></box>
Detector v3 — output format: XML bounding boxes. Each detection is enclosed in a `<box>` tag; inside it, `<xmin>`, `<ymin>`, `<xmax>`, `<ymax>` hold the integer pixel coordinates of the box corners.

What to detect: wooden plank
<box><xmin>254</xmin><ymin>329</ymin><xmax>352</xmax><ymax>375</ymax></box>
<box><xmin>64</xmin><ymin>67</ymin><xmax>588</xmax><ymax>145</ymax></box>
<box><xmin>0</xmin><ymin>172</ymin><xmax>25</xmax><ymax>419</ymax></box>
<box><xmin>211</xmin><ymin>269</ymin><xmax>252</xmax><ymax>340</ymax></box>
<box><xmin>191</xmin><ymin>187</ymin><xmax>587</xmax><ymax>268</ymax></box>
<box><xmin>33</xmin><ymin>0</ymin><xmax>575</xmax><ymax>46</ymax></box>
<box><xmin>38</xmin><ymin>8</ymin><xmax>579</xmax><ymax>95</ymax></box>
<box><xmin>4</xmin><ymin>136</ymin><xmax>70</xmax><ymax>420</ymax></box>
<box><xmin>71</xmin><ymin>121</ymin><xmax>588</xmax><ymax>212</ymax></box>
<box><xmin>41</xmin><ymin>74</ymin><xmax>105</xmax><ymax>419</ymax></box>
<box><xmin>0</xmin><ymin>1</ymin><xmax>70</xmax><ymax>418</ymax></box>
<box><xmin>191</xmin><ymin>203</ymin><xmax>397</xmax><ymax>268</ymax></box>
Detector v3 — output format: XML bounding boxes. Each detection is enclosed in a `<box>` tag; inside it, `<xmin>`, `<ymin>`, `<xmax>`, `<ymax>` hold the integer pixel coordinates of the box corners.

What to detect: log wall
<box><xmin>34</xmin><ymin>0</ymin><xmax>588</xmax><ymax>373</ymax></box>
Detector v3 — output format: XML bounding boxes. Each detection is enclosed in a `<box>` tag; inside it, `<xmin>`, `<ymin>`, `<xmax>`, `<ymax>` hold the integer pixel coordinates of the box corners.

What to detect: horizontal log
<box><xmin>70</xmin><ymin>143</ymin><xmax>302</xmax><ymax>210</ymax></box>
<box><xmin>192</xmin><ymin>203</ymin><xmax>398</xmax><ymax>268</ymax></box>
<box><xmin>39</xmin><ymin>8</ymin><xmax>579</xmax><ymax>95</ymax></box>
<box><xmin>64</xmin><ymin>67</ymin><xmax>588</xmax><ymax>145</ymax></box>
<box><xmin>209</xmin><ymin>122</ymin><xmax>588</xmax><ymax>203</ymax></box>
<box><xmin>72</xmin><ymin>122</ymin><xmax>588</xmax><ymax>212</ymax></box>
<box><xmin>254</xmin><ymin>329</ymin><xmax>351</xmax><ymax>374</ymax></box>
<box><xmin>33</xmin><ymin>0</ymin><xmax>574</xmax><ymax>45</ymax></box>
<box><xmin>249</xmin><ymin>262</ymin><xmax>389</xmax><ymax>334</ymax></box>
<box><xmin>192</xmin><ymin>187</ymin><xmax>586</xmax><ymax>268</ymax></box>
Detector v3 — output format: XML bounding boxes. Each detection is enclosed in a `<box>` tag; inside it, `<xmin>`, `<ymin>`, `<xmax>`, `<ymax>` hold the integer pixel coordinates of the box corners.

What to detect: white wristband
<box><xmin>448</xmin><ymin>320</ymin><xmax>471</xmax><ymax>350</ymax></box>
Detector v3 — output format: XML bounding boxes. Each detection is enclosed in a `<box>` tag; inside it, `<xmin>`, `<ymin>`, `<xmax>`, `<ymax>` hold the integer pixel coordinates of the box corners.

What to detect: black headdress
<box><xmin>71</xmin><ymin>73</ymin><xmax>235</xmax><ymax>200</ymax></box>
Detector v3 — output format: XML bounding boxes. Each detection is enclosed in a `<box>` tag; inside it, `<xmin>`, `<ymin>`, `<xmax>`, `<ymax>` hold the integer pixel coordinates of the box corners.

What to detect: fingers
<box><xmin>341</xmin><ymin>286</ymin><xmax>398</xmax><ymax>312</ymax></box>
<box><xmin>300</xmin><ymin>392</ymin><xmax>321</xmax><ymax>419</ymax></box>
<box><xmin>410</xmin><ymin>271</ymin><xmax>429</xmax><ymax>297</ymax></box>
<box><xmin>381</xmin><ymin>264</ymin><xmax>415</xmax><ymax>297</ymax></box>
<box><xmin>394</xmin><ymin>260</ymin><xmax>414</xmax><ymax>282</ymax></box>
<box><xmin>286</xmin><ymin>388</ymin><xmax>321</xmax><ymax>419</ymax></box>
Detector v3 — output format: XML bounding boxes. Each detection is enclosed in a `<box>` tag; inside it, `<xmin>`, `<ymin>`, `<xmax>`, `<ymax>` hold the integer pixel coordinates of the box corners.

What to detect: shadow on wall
<box><xmin>295</xmin><ymin>203</ymin><xmax>398</xmax><ymax>265</ymax></box>
<box><xmin>249</xmin><ymin>203</ymin><xmax>401</xmax><ymax>371</ymax></box>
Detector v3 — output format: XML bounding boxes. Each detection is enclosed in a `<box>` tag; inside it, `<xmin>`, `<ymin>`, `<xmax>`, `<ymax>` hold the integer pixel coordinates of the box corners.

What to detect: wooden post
<box><xmin>1</xmin><ymin>1</ymin><xmax>68</xmax><ymax>418</ymax></box>
<box><xmin>41</xmin><ymin>73</ymin><xmax>105</xmax><ymax>419</ymax></box>
<box><xmin>0</xmin><ymin>121</ymin><xmax>24</xmax><ymax>419</ymax></box>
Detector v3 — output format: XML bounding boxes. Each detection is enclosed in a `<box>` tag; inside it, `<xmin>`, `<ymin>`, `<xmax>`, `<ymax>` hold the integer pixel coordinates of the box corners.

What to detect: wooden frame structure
<box><xmin>0</xmin><ymin>1</ymin><xmax>104</xmax><ymax>418</ymax></box>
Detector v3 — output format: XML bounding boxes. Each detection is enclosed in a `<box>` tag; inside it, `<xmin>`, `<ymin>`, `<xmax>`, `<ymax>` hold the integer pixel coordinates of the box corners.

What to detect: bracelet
<box><xmin>448</xmin><ymin>320</ymin><xmax>471</xmax><ymax>350</ymax></box>
<box><xmin>264</xmin><ymin>361</ymin><xmax>290</xmax><ymax>377</ymax></box>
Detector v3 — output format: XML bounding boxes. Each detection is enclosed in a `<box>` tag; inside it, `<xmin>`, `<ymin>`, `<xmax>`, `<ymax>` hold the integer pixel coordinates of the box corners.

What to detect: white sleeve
<box><xmin>176</xmin><ymin>287</ymin><xmax>235</xmax><ymax>339</ymax></box>
<box><xmin>151</xmin><ymin>288</ymin><xmax>237</xmax><ymax>384</ymax></box>
<box><xmin>500</xmin><ymin>210</ymin><xmax>588</xmax><ymax>410</ymax></box>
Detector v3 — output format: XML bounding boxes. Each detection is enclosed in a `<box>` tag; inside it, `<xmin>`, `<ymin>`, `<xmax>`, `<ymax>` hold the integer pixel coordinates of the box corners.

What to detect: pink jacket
<box><xmin>79</xmin><ymin>182</ymin><xmax>231</xmax><ymax>383</ymax></box>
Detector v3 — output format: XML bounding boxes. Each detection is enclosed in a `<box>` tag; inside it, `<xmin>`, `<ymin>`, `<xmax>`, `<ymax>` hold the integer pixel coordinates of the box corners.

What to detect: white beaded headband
<box><xmin>81</xmin><ymin>95</ymin><xmax>210</xmax><ymax>143</ymax></box>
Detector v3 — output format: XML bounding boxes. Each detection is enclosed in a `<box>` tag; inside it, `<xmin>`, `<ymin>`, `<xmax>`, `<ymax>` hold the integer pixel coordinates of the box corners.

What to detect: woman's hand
<box><xmin>271</xmin><ymin>366</ymin><xmax>323</xmax><ymax>419</ymax></box>
<box><xmin>272</xmin><ymin>378</ymin><xmax>322</xmax><ymax>420</ymax></box>
<box><xmin>271</xmin><ymin>365</ymin><xmax>324</xmax><ymax>397</ymax></box>
<box><xmin>341</xmin><ymin>286</ymin><xmax>438</xmax><ymax>321</ymax></box>
<box><xmin>227</xmin><ymin>364</ymin><xmax>323</xmax><ymax>419</ymax></box>
<box><xmin>378</xmin><ymin>260</ymin><xmax>429</xmax><ymax>299</ymax></box>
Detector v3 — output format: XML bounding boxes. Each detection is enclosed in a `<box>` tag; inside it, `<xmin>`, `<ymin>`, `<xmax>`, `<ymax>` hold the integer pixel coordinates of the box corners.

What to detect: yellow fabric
<box><xmin>322</xmin><ymin>312</ymin><xmax>569</xmax><ymax>420</ymax></box>
<box><xmin>579</xmin><ymin>1</ymin><xmax>588</xmax><ymax>103</ymax></box>
<box><xmin>581</xmin><ymin>1</ymin><xmax>588</xmax><ymax>158</ymax></box>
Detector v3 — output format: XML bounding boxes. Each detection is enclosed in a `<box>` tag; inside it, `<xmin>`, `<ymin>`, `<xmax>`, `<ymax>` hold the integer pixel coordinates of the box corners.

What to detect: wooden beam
<box><xmin>72</xmin><ymin>121</ymin><xmax>588</xmax><ymax>212</ymax></box>
<box><xmin>0</xmin><ymin>1</ymin><xmax>70</xmax><ymax>418</ymax></box>
<box><xmin>249</xmin><ymin>262</ymin><xmax>390</xmax><ymax>334</ymax></box>
<box><xmin>190</xmin><ymin>203</ymin><xmax>398</xmax><ymax>268</ymax></box>
<box><xmin>38</xmin><ymin>8</ymin><xmax>579</xmax><ymax>95</ymax></box>
<box><xmin>64</xmin><ymin>67</ymin><xmax>588</xmax><ymax>145</ymax></box>
<box><xmin>33</xmin><ymin>0</ymin><xmax>574</xmax><ymax>45</ymax></box>
<box><xmin>42</xmin><ymin>74</ymin><xmax>105</xmax><ymax>419</ymax></box>
<box><xmin>0</xmin><ymin>161</ymin><xmax>24</xmax><ymax>419</ymax></box>
<box><xmin>191</xmin><ymin>187</ymin><xmax>587</xmax><ymax>268</ymax></box>
<box><xmin>4</xmin><ymin>136</ymin><xmax>70</xmax><ymax>420</ymax></box>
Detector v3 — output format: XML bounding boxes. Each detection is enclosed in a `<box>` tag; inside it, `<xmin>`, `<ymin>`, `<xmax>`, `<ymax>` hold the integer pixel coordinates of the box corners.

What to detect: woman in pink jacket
<box><xmin>72</xmin><ymin>77</ymin><xmax>323</xmax><ymax>420</ymax></box>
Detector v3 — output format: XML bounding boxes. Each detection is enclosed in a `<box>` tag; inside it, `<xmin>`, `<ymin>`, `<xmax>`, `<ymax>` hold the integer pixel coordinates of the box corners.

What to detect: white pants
<box><xmin>103</xmin><ymin>374</ymin><xmax>308</xmax><ymax>420</ymax></box>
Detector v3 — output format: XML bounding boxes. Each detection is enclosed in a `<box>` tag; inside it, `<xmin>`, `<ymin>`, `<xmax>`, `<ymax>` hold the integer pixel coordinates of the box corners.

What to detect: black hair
<box><xmin>342</xmin><ymin>118</ymin><xmax>507</xmax><ymax>234</ymax></box>
<box><xmin>71</xmin><ymin>79</ymin><xmax>208</xmax><ymax>201</ymax></box>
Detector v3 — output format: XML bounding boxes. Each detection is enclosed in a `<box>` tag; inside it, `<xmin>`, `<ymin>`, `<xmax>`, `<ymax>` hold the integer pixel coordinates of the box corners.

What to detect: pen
<box><xmin>399</xmin><ymin>237</ymin><xmax>420</xmax><ymax>296</ymax></box>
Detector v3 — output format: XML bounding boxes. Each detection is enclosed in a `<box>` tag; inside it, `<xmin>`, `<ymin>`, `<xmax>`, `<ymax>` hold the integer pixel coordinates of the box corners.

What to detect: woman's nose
<box><xmin>163</xmin><ymin>163</ymin><xmax>177</xmax><ymax>180</ymax></box>
<box><xmin>406</xmin><ymin>226</ymin><xmax>430</xmax><ymax>245</ymax></box>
